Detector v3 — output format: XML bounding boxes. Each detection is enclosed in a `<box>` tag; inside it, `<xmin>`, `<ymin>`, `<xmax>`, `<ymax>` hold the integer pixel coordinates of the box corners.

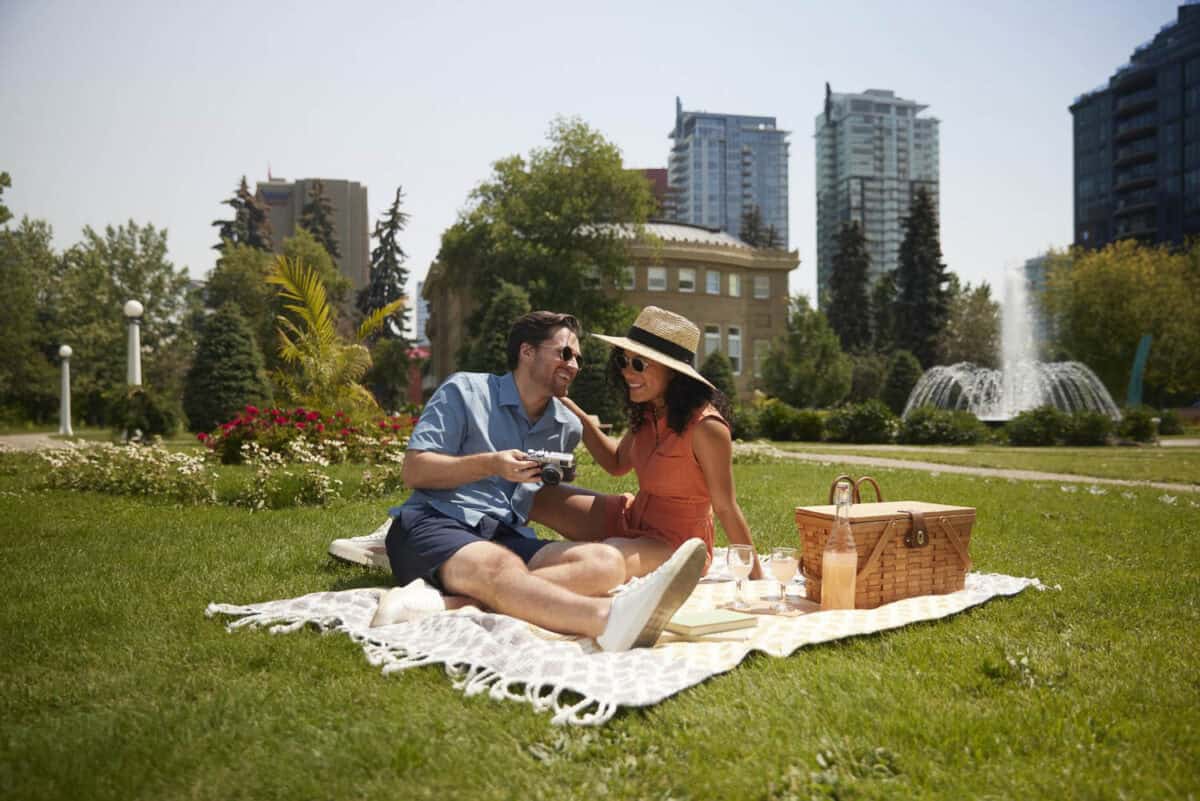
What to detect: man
<box><xmin>373</xmin><ymin>311</ymin><xmax>705</xmax><ymax>652</ymax></box>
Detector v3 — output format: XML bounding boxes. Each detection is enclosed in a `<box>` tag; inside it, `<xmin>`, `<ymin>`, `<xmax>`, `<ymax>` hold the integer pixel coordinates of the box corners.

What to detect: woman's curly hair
<box><xmin>607</xmin><ymin>349</ymin><xmax>733</xmax><ymax>435</ymax></box>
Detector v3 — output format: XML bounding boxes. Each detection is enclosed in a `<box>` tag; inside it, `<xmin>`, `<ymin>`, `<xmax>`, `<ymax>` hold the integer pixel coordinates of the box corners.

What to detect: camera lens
<box><xmin>540</xmin><ymin>464</ymin><xmax>563</xmax><ymax>485</ymax></box>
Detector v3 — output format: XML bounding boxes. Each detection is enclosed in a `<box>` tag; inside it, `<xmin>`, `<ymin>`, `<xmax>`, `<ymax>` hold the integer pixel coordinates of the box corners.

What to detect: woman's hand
<box><xmin>559</xmin><ymin>395</ymin><xmax>600</xmax><ymax>429</ymax></box>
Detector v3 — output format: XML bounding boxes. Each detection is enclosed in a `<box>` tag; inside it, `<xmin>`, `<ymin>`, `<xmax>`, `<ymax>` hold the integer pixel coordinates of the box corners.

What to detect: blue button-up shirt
<box><xmin>394</xmin><ymin>372</ymin><xmax>582</xmax><ymax>536</ymax></box>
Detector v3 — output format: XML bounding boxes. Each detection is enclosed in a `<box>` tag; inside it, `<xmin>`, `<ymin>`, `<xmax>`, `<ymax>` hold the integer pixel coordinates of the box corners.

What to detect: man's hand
<box><xmin>493</xmin><ymin>449</ymin><xmax>543</xmax><ymax>483</ymax></box>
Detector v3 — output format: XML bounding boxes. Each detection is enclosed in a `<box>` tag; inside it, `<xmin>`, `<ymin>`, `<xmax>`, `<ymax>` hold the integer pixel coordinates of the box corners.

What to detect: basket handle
<box><xmin>827</xmin><ymin>474</ymin><xmax>886</xmax><ymax>504</ymax></box>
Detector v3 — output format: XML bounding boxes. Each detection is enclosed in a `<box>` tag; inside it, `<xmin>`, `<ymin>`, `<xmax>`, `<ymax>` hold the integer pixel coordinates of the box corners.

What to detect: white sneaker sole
<box><xmin>633</xmin><ymin>540</ymin><xmax>707</xmax><ymax>648</ymax></box>
<box><xmin>328</xmin><ymin>521</ymin><xmax>392</xmax><ymax>570</ymax></box>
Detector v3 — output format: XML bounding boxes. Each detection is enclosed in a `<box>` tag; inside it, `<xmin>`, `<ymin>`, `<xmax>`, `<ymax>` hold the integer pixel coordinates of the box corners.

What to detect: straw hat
<box><xmin>592</xmin><ymin>306</ymin><xmax>715</xmax><ymax>390</ymax></box>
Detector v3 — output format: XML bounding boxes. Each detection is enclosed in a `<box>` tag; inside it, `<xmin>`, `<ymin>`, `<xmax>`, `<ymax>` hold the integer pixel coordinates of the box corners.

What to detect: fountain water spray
<box><xmin>903</xmin><ymin>268</ymin><xmax>1120</xmax><ymax>421</ymax></box>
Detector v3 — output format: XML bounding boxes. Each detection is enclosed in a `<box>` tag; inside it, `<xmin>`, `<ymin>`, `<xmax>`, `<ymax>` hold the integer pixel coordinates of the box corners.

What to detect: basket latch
<box><xmin>904</xmin><ymin>510</ymin><xmax>929</xmax><ymax>548</ymax></box>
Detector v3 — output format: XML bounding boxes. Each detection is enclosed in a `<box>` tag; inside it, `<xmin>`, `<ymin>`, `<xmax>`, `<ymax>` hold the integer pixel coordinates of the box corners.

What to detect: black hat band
<box><xmin>627</xmin><ymin>325</ymin><xmax>695</xmax><ymax>366</ymax></box>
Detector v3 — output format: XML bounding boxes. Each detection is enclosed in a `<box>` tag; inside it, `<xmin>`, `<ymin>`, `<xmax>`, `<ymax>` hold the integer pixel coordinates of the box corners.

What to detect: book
<box><xmin>665</xmin><ymin>608</ymin><xmax>758</xmax><ymax>637</ymax></box>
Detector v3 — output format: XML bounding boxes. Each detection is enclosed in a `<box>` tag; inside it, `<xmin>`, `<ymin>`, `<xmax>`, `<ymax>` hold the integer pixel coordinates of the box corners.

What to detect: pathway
<box><xmin>736</xmin><ymin>443</ymin><xmax>1200</xmax><ymax>495</ymax></box>
<box><xmin>0</xmin><ymin>433</ymin><xmax>68</xmax><ymax>452</ymax></box>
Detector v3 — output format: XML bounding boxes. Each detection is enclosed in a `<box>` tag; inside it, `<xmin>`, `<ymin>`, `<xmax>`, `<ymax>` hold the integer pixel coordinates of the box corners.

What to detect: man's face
<box><xmin>523</xmin><ymin>326</ymin><xmax>582</xmax><ymax>397</ymax></box>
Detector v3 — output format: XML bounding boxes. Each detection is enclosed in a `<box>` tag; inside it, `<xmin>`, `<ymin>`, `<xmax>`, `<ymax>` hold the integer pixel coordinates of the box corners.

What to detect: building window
<box><xmin>706</xmin><ymin>270</ymin><xmax>721</xmax><ymax>295</ymax></box>
<box><xmin>754</xmin><ymin>340</ymin><xmax>769</xmax><ymax>377</ymax></box>
<box><xmin>728</xmin><ymin>326</ymin><xmax>742</xmax><ymax>375</ymax></box>
<box><xmin>622</xmin><ymin>266</ymin><xmax>635</xmax><ymax>290</ymax></box>
<box><xmin>648</xmin><ymin>266</ymin><xmax>667</xmax><ymax>291</ymax></box>
<box><xmin>728</xmin><ymin>273</ymin><xmax>742</xmax><ymax>297</ymax></box>
<box><xmin>753</xmin><ymin>275</ymin><xmax>770</xmax><ymax>299</ymax></box>
<box><xmin>678</xmin><ymin>267</ymin><xmax>696</xmax><ymax>293</ymax></box>
<box><xmin>704</xmin><ymin>325</ymin><xmax>721</xmax><ymax>357</ymax></box>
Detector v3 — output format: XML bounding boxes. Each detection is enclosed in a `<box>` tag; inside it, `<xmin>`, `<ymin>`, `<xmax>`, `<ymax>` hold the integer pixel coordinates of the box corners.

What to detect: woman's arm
<box><xmin>693</xmin><ymin>417</ymin><xmax>764</xmax><ymax>579</ymax></box>
<box><xmin>559</xmin><ymin>395</ymin><xmax>634</xmax><ymax>476</ymax></box>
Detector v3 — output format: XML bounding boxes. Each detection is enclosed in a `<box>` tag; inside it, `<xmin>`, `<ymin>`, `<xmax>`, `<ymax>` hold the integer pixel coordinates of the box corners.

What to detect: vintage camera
<box><xmin>525</xmin><ymin>449</ymin><xmax>576</xmax><ymax>485</ymax></box>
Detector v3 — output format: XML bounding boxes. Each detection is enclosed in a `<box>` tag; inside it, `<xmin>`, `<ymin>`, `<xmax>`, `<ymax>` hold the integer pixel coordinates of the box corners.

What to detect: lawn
<box><xmin>2</xmin><ymin>450</ymin><xmax>1198</xmax><ymax>800</ymax></box>
<box><xmin>770</xmin><ymin>442</ymin><xmax>1200</xmax><ymax>486</ymax></box>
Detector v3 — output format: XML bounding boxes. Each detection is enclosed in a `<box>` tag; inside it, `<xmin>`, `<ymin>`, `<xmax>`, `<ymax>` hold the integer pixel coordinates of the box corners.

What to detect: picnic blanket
<box><xmin>207</xmin><ymin>550</ymin><xmax>1047</xmax><ymax>726</ymax></box>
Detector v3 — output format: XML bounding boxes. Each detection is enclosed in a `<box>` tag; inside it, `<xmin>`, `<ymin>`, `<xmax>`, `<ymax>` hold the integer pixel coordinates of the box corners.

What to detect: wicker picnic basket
<box><xmin>795</xmin><ymin>475</ymin><xmax>975</xmax><ymax>609</ymax></box>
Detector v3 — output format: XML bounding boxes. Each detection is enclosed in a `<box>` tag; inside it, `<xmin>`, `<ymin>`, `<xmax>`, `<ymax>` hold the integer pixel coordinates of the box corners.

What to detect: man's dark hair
<box><xmin>506</xmin><ymin>311</ymin><xmax>581</xmax><ymax>370</ymax></box>
<box><xmin>607</xmin><ymin>349</ymin><xmax>733</xmax><ymax>435</ymax></box>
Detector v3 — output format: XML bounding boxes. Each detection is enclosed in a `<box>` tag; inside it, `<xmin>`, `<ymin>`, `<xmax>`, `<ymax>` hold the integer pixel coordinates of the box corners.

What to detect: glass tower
<box><xmin>814</xmin><ymin>88</ymin><xmax>940</xmax><ymax>309</ymax></box>
<box><xmin>668</xmin><ymin>97</ymin><xmax>790</xmax><ymax>247</ymax></box>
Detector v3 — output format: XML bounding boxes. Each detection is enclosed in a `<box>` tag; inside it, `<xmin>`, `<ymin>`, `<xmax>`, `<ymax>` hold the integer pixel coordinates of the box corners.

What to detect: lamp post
<box><xmin>123</xmin><ymin>299</ymin><xmax>144</xmax><ymax>386</ymax></box>
<box><xmin>58</xmin><ymin>344</ymin><xmax>73</xmax><ymax>436</ymax></box>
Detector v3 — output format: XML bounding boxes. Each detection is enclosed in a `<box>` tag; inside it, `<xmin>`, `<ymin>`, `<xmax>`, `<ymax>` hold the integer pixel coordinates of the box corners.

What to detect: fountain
<box><xmin>903</xmin><ymin>268</ymin><xmax>1121</xmax><ymax>422</ymax></box>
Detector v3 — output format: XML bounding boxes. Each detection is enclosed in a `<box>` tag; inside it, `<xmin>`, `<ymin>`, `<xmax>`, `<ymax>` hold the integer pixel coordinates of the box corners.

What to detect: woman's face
<box><xmin>619</xmin><ymin>349</ymin><xmax>672</xmax><ymax>406</ymax></box>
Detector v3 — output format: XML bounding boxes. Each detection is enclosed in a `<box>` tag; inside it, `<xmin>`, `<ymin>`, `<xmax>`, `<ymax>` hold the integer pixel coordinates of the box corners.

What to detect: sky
<box><xmin>0</xmin><ymin>0</ymin><xmax>1182</xmax><ymax>332</ymax></box>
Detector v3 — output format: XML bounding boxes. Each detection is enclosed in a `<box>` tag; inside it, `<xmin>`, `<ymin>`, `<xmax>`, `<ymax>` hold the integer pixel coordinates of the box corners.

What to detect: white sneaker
<box><xmin>329</xmin><ymin>520</ymin><xmax>392</xmax><ymax>570</ymax></box>
<box><xmin>369</xmin><ymin>579</ymin><xmax>446</xmax><ymax>627</ymax></box>
<box><xmin>596</xmin><ymin>538</ymin><xmax>706</xmax><ymax>651</ymax></box>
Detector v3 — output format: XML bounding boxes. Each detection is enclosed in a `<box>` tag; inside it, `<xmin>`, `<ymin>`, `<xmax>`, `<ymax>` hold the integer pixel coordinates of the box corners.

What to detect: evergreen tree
<box><xmin>893</xmin><ymin>187</ymin><xmax>950</xmax><ymax>367</ymax></box>
<box><xmin>763</xmin><ymin>224</ymin><xmax>782</xmax><ymax>250</ymax></box>
<box><xmin>458</xmin><ymin>281</ymin><xmax>531</xmax><ymax>374</ymax></box>
<box><xmin>363</xmin><ymin>337</ymin><xmax>411</xmax><ymax>412</ymax></box>
<box><xmin>881</xmin><ymin>349</ymin><xmax>924</xmax><ymax>415</ymax></box>
<box><xmin>0</xmin><ymin>171</ymin><xmax>12</xmax><ymax>227</ymax></box>
<box><xmin>183</xmin><ymin>303</ymin><xmax>271</xmax><ymax>432</ymax></box>
<box><xmin>739</xmin><ymin>206</ymin><xmax>765</xmax><ymax>247</ymax></box>
<box><xmin>700</xmin><ymin>351</ymin><xmax>738</xmax><ymax>400</ymax></box>
<box><xmin>300</xmin><ymin>179</ymin><xmax>341</xmax><ymax>260</ymax></box>
<box><xmin>826</xmin><ymin>221</ymin><xmax>872</xmax><ymax>352</ymax></box>
<box><xmin>760</xmin><ymin>295</ymin><xmax>852</xmax><ymax>408</ymax></box>
<box><xmin>205</xmin><ymin>243</ymin><xmax>275</xmax><ymax>359</ymax></box>
<box><xmin>357</xmin><ymin>186</ymin><xmax>410</xmax><ymax>340</ymax></box>
<box><xmin>212</xmin><ymin>176</ymin><xmax>273</xmax><ymax>251</ymax></box>
<box><xmin>870</xmin><ymin>270</ymin><xmax>898</xmax><ymax>354</ymax></box>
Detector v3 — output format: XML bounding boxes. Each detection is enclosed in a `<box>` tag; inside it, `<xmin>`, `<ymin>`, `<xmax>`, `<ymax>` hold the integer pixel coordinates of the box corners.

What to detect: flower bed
<box><xmin>198</xmin><ymin>405</ymin><xmax>414</xmax><ymax>465</ymax></box>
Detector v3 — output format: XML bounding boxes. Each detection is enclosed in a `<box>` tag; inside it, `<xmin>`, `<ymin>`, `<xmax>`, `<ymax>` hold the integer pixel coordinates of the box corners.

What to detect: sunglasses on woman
<box><xmin>614</xmin><ymin>353</ymin><xmax>649</xmax><ymax>373</ymax></box>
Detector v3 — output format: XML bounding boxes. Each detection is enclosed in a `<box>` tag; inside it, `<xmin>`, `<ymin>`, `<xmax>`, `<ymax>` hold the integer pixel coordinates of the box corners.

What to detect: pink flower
<box><xmin>245</xmin><ymin>405</ymin><xmax>259</xmax><ymax>416</ymax></box>
<box><xmin>274</xmin><ymin>416</ymin><xmax>287</xmax><ymax>425</ymax></box>
<box><xmin>339</xmin><ymin>428</ymin><xmax>350</xmax><ymax>436</ymax></box>
<box><xmin>391</xmin><ymin>423</ymin><xmax>402</xmax><ymax>431</ymax></box>
<box><xmin>306</xmin><ymin>411</ymin><xmax>320</xmax><ymax>422</ymax></box>
<box><xmin>196</xmin><ymin>432</ymin><xmax>209</xmax><ymax>442</ymax></box>
<box><xmin>378</xmin><ymin>421</ymin><xmax>387</xmax><ymax>428</ymax></box>
<box><xmin>295</xmin><ymin>422</ymin><xmax>306</xmax><ymax>430</ymax></box>
<box><xmin>315</xmin><ymin>423</ymin><xmax>325</xmax><ymax>433</ymax></box>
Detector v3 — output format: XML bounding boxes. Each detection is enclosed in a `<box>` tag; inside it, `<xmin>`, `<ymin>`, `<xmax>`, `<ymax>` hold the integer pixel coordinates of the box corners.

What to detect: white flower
<box><xmin>1086</xmin><ymin>485</ymin><xmax>1108</xmax><ymax>496</ymax></box>
<box><xmin>1158</xmin><ymin>494</ymin><xmax>1178</xmax><ymax>506</ymax></box>
<box><xmin>1059</xmin><ymin>485</ymin><xmax>1078</xmax><ymax>493</ymax></box>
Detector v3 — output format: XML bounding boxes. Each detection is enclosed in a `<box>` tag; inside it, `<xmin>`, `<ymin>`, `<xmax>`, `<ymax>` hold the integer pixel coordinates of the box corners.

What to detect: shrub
<box><xmin>199</xmin><ymin>405</ymin><xmax>413</xmax><ymax>465</ymax></box>
<box><xmin>1117</xmin><ymin>406</ymin><xmax>1157</xmax><ymax>443</ymax></box>
<box><xmin>758</xmin><ymin>400</ymin><xmax>822</xmax><ymax>442</ymax></box>
<box><xmin>1006</xmin><ymin>407</ymin><xmax>1068</xmax><ymax>446</ymax></box>
<box><xmin>700</xmin><ymin>352</ymin><xmax>738</xmax><ymax>401</ymax></box>
<box><xmin>109</xmin><ymin>386</ymin><xmax>183</xmax><ymax>440</ymax></box>
<box><xmin>1063</xmin><ymin>411</ymin><xmax>1114</xmax><ymax>446</ymax></box>
<box><xmin>898</xmin><ymin>406</ymin><xmax>986</xmax><ymax>445</ymax></box>
<box><xmin>1157</xmin><ymin>409</ymin><xmax>1183</xmax><ymax>436</ymax></box>
<box><xmin>824</xmin><ymin>400</ymin><xmax>896</xmax><ymax>444</ymax></box>
<box><xmin>848</xmin><ymin>354</ymin><xmax>887</xmax><ymax>403</ymax></box>
<box><xmin>39</xmin><ymin>443</ymin><xmax>216</xmax><ymax>504</ymax></box>
<box><xmin>730</xmin><ymin>403</ymin><xmax>761</xmax><ymax>441</ymax></box>
<box><xmin>881</xmin><ymin>350</ymin><xmax>923</xmax><ymax>415</ymax></box>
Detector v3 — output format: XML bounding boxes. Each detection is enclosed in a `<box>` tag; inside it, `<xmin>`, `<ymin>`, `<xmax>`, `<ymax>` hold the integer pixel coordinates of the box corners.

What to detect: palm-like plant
<box><xmin>267</xmin><ymin>256</ymin><xmax>404</xmax><ymax>414</ymax></box>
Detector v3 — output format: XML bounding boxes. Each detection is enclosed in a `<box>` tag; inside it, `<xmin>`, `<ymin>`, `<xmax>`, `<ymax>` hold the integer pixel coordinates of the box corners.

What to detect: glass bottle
<box><xmin>821</xmin><ymin>480</ymin><xmax>858</xmax><ymax>610</ymax></box>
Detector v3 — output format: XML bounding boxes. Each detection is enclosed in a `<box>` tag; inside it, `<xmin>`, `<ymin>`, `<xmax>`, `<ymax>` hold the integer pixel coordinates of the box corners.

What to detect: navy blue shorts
<box><xmin>385</xmin><ymin>505</ymin><xmax>554</xmax><ymax>591</ymax></box>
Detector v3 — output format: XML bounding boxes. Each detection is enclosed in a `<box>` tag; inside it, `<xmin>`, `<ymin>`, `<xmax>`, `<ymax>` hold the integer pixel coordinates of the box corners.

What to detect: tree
<box><xmin>826</xmin><ymin>221</ymin><xmax>872</xmax><ymax>352</ymax></box>
<box><xmin>893</xmin><ymin>187</ymin><xmax>951</xmax><ymax>367</ymax></box>
<box><xmin>0</xmin><ymin>216</ymin><xmax>58</xmax><ymax>421</ymax></box>
<box><xmin>937</xmin><ymin>280</ymin><xmax>1000</xmax><ymax>367</ymax></box>
<box><xmin>700</xmin><ymin>351</ymin><xmax>738</xmax><ymax>400</ymax></box>
<box><xmin>870</xmin><ymin>270</ymin><xmax>898</xmax><ymax>354</ymax></box>
<box><xmin>457</xmin><ymin>281</ymin><xmax>531</xmax><ymax>374</ymax></box>
<box><xmin>283</xmin><ymin>227</ymin><xmax>351</xmax><ymax>311</ymax></box>
<box><xmin>739</xmin><ymin>206</ymin><xmax>765</xmax><ymax>247</ymax></box>
<box><xmin>570</xmin><ymin>335</ymin><xmax>627</xmax><ymax>426</ymax></box>
<box><xmin>438</xmin><ymin>116</ymin><xmax>656</xmax><ymax>346</ymax></box>
<box><xmin>268</xmin><ymin>255</ymin><xmax>403</xmax><ymax>415</ymax></box>
<box><xmin>881</xmin><ymin>349</ymin><xmax>924</xmax><ymax>414</ymax></box>
<box><xmin>763</xmin><ymin>224</ymin><xmax>782</xmax><ymax>250</ymax></box>
<box><xmin>1043</xmin><ymin>240</ymin><xmax>1200</xmax><ymax>407</ymax></box>
<box><xmin>357</xmin><ymin>186</ymin><xmax>410</xmax><ymax>340</ymax></box>
<box><xmin>0</xmin><ymin>171</ymin><xmax>12</xmax><ymax>227</ymax></box>
<box><xmin>205</xmin><ymin>242</ymin><xmax>275</xmax><ymax>356</ymax></box>
<box><xmin>761</xmin><ymin>295</ymin><xmax>852</xmax><ymax>408</ymax></box>
<box><xmin>848</xmin><ymin>353</ymin><xmax>887</xmax><ymax>403</ymax></box>
<box><xmin>43</xmin><ymin>222</ymin><xmax>194</xmax><ymax>424</ymax></box>
<box><xmin>300</xmin><ymin>179</ymin><xmax>341</xmax><ymax>260</ymax></box>
<box><xmin>362</xmin><ymin>337</ymin><xmax>411</xmax><ymax>412</ymax></box>
<box><xmin>183</xmin><ymin>303</ymin><xmax>272</xmax><ymax>431</ymax></box>
<box><xmin>212</xmin><ymin>176</ymin><xmax>273</xmax><ymax>252</ymax></box>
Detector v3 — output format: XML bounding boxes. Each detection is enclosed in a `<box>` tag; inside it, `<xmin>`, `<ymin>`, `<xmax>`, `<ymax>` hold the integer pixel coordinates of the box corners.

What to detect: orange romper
<box><xmin>604</xmin><ymin>403</ymin><xmax>727</xmax><ymax>574</ymax></box>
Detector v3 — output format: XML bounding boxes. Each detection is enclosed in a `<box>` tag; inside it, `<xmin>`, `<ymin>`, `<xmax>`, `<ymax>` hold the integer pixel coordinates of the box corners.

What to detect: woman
<box><xmin>532</xmin><ymin>306</ymin><xmax>763</xmax><ymax>580</ymax></box>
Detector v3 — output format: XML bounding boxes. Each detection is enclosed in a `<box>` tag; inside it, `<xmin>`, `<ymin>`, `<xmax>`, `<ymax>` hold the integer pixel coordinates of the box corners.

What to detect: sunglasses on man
<box><xmin>614</xmin><ymin>353</ymin><xmax>651</xmax><ymax>373</ymax></box>
<box><xmin>542</xmin><ymin>344</ymin><xmax>584</xmax><ymax>366</ymax></box>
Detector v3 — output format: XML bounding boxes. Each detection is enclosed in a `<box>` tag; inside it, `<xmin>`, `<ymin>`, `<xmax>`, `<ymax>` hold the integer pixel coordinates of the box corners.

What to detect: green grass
<box><xmin>2</xmin><ymin>452</ymin><xmax>1198</xmax><ymax>800</ymax></box>
<box><xmin>771</xmin><ymin>442</ymin><xmax>1200</xmax><ymax>486</ymax></box>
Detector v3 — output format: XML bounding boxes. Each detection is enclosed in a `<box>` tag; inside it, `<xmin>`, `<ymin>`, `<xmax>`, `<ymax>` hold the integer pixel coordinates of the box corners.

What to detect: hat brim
<box><xmin>591</xmin><ymin>333</ymin><xmax>716</xmax><ymax>391</ymax></box>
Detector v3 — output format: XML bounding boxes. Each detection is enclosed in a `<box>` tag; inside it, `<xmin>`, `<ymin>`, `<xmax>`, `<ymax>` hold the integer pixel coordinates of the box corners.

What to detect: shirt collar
<box><xmin>499</xmin><ymin>372</ymin><xmax>572</xmax><ymax>427</ymax></box>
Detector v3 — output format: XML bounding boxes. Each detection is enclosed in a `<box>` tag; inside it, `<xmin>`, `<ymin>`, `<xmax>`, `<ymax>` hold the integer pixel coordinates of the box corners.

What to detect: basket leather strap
<box><xmin>855</xmin><ymin>516</ymin><xmax>899</xmax><ymax>582</ymax></box>
<box><xmin>932</xmin><ymin>516</ymin><xmax>973</xmax><ymax>572</ymax></box>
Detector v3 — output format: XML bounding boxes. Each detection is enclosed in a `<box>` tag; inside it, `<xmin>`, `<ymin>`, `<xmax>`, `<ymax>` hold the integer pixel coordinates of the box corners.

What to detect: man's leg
<box><xmin>602</xmin><ymin>536</ymin><xmax>677</xmax><ymax>579</ymax></box>
<box><xmin>439</xmin><ymin>541</ymin><xmax>610</xmax><ymax>638</ymax></box>
<box><xmin>526</xmin><ymin>541</ymin><xmax>625</xmax><ymax>596</ymax></box>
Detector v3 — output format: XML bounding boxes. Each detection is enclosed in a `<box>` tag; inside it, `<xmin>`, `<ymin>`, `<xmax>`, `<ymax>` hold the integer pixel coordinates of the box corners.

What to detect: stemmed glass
<box><xmin>770</xmin><ymin>546</ymin><xmax>798</xmax><ymax>614</ymax></box>
<box><xmin>726</xmin><ymin>545</ymin><xmax>755</xmax><ymax>610</ymax></box>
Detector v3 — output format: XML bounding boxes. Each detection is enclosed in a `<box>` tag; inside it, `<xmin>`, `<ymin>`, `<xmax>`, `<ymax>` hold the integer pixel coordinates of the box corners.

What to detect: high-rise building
<box><xmin>1070</xmin><ymin>3</ymin><xmax>1200</xmax><ymax>249</ymax></box>
<box><xmin>667</xmin><ymin>97</ymin><xmax>790</xmax><ymax>246</ymax></box>
<box><xmin>256</xmin><ymin>176</ymin><xmax>370</xmax><ymax>289</ymax></box>
<box><xmin>814</xmin><ymin>87</ymin><xmax>940</xmax><ymax>309</ymax></box>
<box><xmin>635</xmin><ymin>167</ymin><xmax>682</xmax><ymax>219</ymax></box>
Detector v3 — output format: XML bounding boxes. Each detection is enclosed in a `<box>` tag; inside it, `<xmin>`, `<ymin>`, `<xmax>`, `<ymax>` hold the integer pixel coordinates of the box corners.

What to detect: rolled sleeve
<box><xmin>408</xmin><ymin>378</ymin><xmax>466</xmax><ymax>454</ymax></box>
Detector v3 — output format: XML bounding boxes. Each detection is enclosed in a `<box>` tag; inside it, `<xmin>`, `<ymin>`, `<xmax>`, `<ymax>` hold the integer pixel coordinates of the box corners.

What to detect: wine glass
<box><xmin>770</xmin><ymin>546</ymin><xmax>798</xmax><ymax>613</ymax></box>
<box><xmin>726</xmin><ymin>544</ymin><xmax>755</xmax><ymax>610</ymax></box>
